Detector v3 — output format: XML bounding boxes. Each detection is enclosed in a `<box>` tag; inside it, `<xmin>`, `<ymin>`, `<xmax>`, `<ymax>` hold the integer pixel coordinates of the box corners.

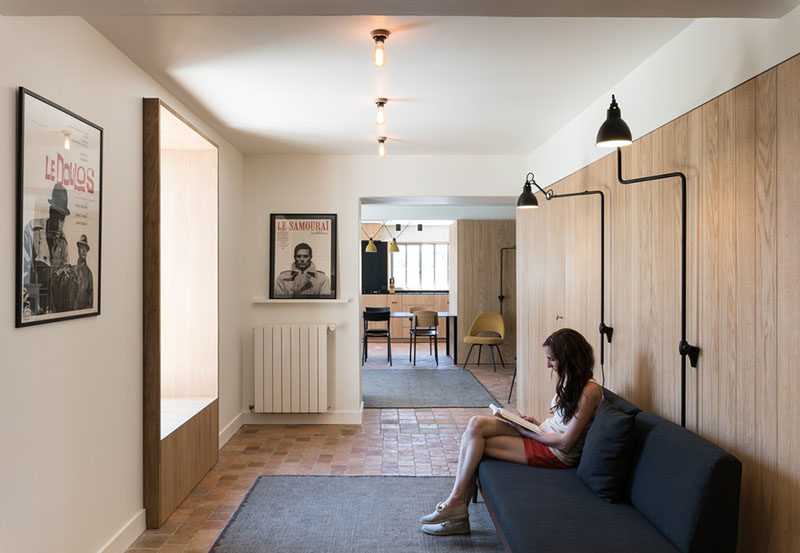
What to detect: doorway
<box><xmin>358</xmin><ymin>196</ymin><xmax>518</xmax><ymax>409</ymax></box>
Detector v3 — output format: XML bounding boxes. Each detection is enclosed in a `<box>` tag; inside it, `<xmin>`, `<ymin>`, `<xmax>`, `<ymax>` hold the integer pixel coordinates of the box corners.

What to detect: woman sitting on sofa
<box><xmin>420</xmin><ymin>327</ymin><xmax>603</xmax><ymax>536</ymax></box>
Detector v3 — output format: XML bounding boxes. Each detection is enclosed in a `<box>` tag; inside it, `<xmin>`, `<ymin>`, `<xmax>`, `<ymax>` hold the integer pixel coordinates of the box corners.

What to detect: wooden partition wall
<box><xmin>517</xmin><ymin>53</ymin><xmax>800</xmax><ymax>553</ymax></box>
<box><xmin>453</xmin><ymin>220</ymin><xmax>516</xmax><ymax>362</ymax></box>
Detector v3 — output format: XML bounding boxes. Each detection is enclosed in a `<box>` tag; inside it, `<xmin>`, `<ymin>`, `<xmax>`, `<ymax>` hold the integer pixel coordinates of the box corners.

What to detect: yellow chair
<box><xmin>462</xmin><ymin>312</ymin><xmax>505</xmax><ymax>371</ymax></box>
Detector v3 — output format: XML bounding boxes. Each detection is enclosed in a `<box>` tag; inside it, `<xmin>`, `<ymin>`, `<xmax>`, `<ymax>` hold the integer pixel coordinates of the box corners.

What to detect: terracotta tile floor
<box><xmin>126</xmin><ymin>343</ymin><xmax>516</xmax><ymax>552</ymax></box>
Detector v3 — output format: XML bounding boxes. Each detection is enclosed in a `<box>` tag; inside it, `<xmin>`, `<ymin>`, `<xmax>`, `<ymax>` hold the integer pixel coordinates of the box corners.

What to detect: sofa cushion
<box><xmin>478</xmin><ymin>458</ymin><xmax>680</xmax><ymax>553</ymax></box>
<box><xmin>629</xmin><ymin>412</ymin><xmax>742</xmax><ymax>553</ymax></box>
<box><xmin>577</xmin><ymin>401</ymin><xmax>636</xmax><ymax>502</ymax></box>
<box><xmin>602</xmin><ymin>387</ymin><xmax>642</xmax><ymax>415</ymax></box>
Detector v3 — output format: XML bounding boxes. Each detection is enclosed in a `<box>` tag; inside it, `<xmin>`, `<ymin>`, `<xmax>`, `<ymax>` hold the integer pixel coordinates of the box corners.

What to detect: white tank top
<box><xmin>538</xmin><ymin>379</ymin><xmax>599</xmax><ymax>466</ymax></box>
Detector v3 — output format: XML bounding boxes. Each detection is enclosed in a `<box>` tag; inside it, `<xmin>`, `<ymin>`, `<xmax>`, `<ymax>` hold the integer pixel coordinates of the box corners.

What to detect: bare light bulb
<box><xmin>371</xmin><ymin>30</ymin><xmax>390</xmax><ymax>68</ymax></box>
<box><xmin>377</xmin><ymin>137</ymin><xmax>386</xmax><ymax>158</ymax></box>
<box><xmin>373</xmin><ymin>39</ymin><xmax>386</xmax><ymax>67</ymax></box>
<box><xmin>375</xmin><ymin>98</ymin><xmax>387</xmax><ymax>126</ymax></box>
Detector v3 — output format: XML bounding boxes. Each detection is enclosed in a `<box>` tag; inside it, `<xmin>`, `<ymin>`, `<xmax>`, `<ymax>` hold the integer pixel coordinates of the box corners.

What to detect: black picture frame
<box><xmin>16</xmin><ymin>88</ymin><xmax>103</xmax><ymax>327</ymax></box>
<box><xmin>269</xmin><ymin>214</ymin><xmax>337</xmax><ymax>299</ymax></box>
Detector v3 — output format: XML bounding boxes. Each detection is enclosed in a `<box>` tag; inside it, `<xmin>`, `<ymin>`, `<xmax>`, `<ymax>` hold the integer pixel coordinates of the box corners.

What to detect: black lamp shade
<box><xmin>516</xmin><ymin>182</ymin><xmax>538</xmax><ymax>209</ymax></box>
<box><xmin>596</xmin><ymin>95</ymin><xmax>632</xmax><ymax>148</ymax></box>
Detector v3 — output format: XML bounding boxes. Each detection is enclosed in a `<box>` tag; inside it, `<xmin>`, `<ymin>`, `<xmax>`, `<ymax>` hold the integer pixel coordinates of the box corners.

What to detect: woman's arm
<box><xmin>521</xmin><ymin>415</ymin><xmax>541</xmax><ymax>426</ymax></box>
<box><xmin>527</xmin><ymin>382</ymin><xmax>603</xmax><ymax>452</ymax></box>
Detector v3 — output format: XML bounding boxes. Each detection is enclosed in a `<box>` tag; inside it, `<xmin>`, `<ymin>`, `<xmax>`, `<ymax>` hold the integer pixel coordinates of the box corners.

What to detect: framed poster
<box><xmin>16</xmin><ymin>88</ymin><xmax>103</xmax><ymax>327</ymax></box>
<box><xmin>269</xmin><ymin>214</ymin><xmax>337</xmax><ymax>299</ymax></box>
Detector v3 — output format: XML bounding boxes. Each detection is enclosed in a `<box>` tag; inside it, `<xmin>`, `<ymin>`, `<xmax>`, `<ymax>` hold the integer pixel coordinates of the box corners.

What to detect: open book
<box><xmin>489</xmin><ymin>403</ymin><xmax>542</xmax><ymax>438</ymax></box>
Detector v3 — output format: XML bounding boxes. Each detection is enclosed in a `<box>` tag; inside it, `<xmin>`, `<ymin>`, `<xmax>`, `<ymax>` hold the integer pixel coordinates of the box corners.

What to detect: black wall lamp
<box><xmin>596</xmin><ymin>94</ymin><xmax>700</xmax><ymax>427</ymax></box>
<box><xmin>517</xmin><ymin>173</ymin><xmax>614</xmax><ymax>373</ymax></box>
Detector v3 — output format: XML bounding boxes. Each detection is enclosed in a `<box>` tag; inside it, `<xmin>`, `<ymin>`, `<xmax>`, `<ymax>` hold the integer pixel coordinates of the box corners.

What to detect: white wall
<box><xmin>360</xmin><ymin>204</ymin><xmax>517</xmax><ymax>221</ymax></box>
<box><xmin>0</xmin><ymin>16</ymin><xmax>245</xmax><ymax>553</ymax></box>
<box><xmin>242</xmin><ymin>155</ymin><xmax>525</xmax><ymax>421</ymax></box>
<box><xmin>527</xmin><ymin>5</ymin><xmax>800</xmax><ymax>186</ymax></box>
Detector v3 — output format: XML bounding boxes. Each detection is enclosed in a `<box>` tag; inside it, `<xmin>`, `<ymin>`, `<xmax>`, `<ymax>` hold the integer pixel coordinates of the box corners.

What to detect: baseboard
<box><xmin>98</xmin><ymin>508</ymin><xmax>146</xmax><ymax>553</ymax></box>
<box><xmin>219</xmin><ymin>412</ymin><xmax>243</xmax><ymax>449</ymax></box>
<box><xmin>242</xmin><ymin>404</ymin><xmax>363</xmax><ymax>425</ymax></box>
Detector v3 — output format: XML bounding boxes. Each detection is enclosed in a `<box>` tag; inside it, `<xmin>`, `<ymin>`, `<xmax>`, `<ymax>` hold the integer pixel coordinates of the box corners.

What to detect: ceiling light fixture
<box><xmin>63</xmin><ymin>130</ymin><xmax>71</xmax><ymax>151</ymax></box>
<box><xmin>375</xmin><ymin>98</ymin><xmax>387</xmax><ymax>125</ymax></box>
<box><xmin>362</xmin><ymin>223</ymin><xmax>387</xmax><ymax>253</ymax></box>
<box><xmin>386</xmin><ymin>223</ymin><xmax>409</xmax><ymax>253</ymax></box>
<box><xmin>377</xmin><ymin>136</ymin><xmax>387</xmax><ymax>158</ymax></box>
<box><xmin>371</xmin><ymin>29</ymin><xmax>390</xmax><ymax>67</ymax></box>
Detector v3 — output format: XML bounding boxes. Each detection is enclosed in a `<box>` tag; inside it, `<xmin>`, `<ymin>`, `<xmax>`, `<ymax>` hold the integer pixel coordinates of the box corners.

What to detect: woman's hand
<box><xmin>521</xmin><ymin>415</ymin><xmax>540</xmax><ymax>426</ymax></box>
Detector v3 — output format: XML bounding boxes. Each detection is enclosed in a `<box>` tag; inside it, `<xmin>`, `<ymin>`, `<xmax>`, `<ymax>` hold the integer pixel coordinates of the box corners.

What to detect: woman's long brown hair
<box><xmin>542</xmin><ymin>328</ymin><xmax>595</xmax><ymax>423</ymax></box>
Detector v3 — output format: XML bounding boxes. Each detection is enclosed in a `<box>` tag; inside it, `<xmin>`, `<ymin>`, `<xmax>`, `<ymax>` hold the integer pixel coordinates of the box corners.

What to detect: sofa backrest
<box><xmin>602</xmin><ymin>388</ymin><xmax>641</xmax><ymax>415</ymax></box>
<box><xmin>628</xmin><ymin>412</ymin><xmax>742</xmax><ymax>553</ymax></box>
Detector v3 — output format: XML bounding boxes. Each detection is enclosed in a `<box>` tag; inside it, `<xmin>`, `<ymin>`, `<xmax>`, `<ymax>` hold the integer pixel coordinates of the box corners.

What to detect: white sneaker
<box><xmin>421</xmin><ymin>518</ymin><xmax>471</xmax><ymax>536</ymax></box>
<box><xmin>419</xmin><ymin>501</ymin><xmax>469</xmax><ymax>524</ymax></box>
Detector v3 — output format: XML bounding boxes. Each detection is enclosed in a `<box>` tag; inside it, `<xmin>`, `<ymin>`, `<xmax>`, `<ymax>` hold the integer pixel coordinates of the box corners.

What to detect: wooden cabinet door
<box><xmin>388</xmin><ymin>295</ymin><xmax>403</xmax><ymax>338</ymax></box>
<box><xmin>434</xmin><ymin>295</ymin><xmax>449</xmax><ymax>338</ymax></box>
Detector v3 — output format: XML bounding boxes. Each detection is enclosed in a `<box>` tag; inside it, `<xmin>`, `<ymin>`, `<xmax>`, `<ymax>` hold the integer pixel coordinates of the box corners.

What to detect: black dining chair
<box><xmin>363</xmin><ymin>307</ymin><xmax>392</xmax><ymax>365</ymax></box>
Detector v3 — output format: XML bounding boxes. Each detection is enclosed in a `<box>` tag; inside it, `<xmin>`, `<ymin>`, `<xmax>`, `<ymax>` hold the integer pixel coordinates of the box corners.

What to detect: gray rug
<box><xmin>210</xmin><ymin>476</ymin><xmax>504</xmax><ymax>553</ymax></box>
<box><xmin>362</xmin><ymin>369</ymin><xmax>497</xmax><ymax>408</ymax></box>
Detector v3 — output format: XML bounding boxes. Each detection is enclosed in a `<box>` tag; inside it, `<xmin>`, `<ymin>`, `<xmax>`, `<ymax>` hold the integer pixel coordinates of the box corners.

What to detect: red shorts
<box><xmin>522</xmin><ymin>437</ymin><xmax>569</xmax><ymax>468</ymax></box>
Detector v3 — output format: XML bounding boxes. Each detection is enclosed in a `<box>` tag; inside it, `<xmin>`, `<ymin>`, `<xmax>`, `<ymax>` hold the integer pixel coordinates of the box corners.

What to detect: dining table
<box><xmin>390</xmin><ymin>311</ymin><xmax>458</xmax><ymax>364</ymax></box>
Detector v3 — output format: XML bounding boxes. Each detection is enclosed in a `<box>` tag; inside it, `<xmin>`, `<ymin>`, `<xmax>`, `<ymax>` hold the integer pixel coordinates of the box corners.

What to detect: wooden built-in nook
<box><xmin>143</xmin><ymin>99</ymin><xmax>219</xmax><ymax>528</ymax></box>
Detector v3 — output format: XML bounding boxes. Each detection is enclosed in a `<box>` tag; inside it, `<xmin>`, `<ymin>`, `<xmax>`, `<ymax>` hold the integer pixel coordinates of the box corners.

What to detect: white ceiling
<box><xmin>88</xmin><ymin>15</ymin><xmax>693</xmax><ymax>154</ymax></box>
<box><xmin>6</xmin><ymin>1</ymin><xmax>798</xmax><ymax>17</ymax></box>
<box><xmin>47</xmin><ymin>0</ymin><xmax>793</xmax><ymax>155</ymax></box>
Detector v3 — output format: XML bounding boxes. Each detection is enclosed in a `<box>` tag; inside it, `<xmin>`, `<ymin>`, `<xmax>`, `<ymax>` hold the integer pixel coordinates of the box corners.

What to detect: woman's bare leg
<box><xmin>441</xmin><ymin>416</ymin><xmax>527</xmax><ymax>508</ymax></box>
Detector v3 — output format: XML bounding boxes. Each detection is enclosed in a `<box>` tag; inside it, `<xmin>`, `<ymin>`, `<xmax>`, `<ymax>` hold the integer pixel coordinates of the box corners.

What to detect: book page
<box><xmin>489</xmin><ymin>403</ymin><xmax>541</xmax><ymax>435</ymax></box>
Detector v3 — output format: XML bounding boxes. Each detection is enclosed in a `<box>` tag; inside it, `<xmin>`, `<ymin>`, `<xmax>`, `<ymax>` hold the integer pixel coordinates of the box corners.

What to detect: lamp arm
<box><xmin>527</xmin><ymin>173</ymin><xmax>551</xmax><ymax>198</ymax></box>
<box><xmin>365</xmin><ymin>223</ymin><xmax>388</xmax><ymax>241</ymax></box>
<box><xmin>615</xmin><ymin>147</ymin><xmax>700</xmax><ymax>427</ymax></box>
<box><xmin>541</xmin><ymin>188</ymin><xmax>614</xmax><ymax>368</ymax></box>
<box><xmin>394</xmin><ymin>223</ymin><xmax>410</xmax><ymax>240</ymax></box>
<box><xmin>499</xmin><ymin>246</ymin><xmax>516</xmax><ymax>314</ymax></box>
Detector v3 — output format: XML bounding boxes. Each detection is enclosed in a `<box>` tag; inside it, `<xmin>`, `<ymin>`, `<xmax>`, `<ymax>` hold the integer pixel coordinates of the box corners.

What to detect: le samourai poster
<box><xmin>269</xmin><ymin>214</ymin><xmax>337</xmax><ymax>299</ymax></box>
<box><xmin>16</xmin><ymin>88</ymin><xmax>103</xmax><ymax>327</ymax></box>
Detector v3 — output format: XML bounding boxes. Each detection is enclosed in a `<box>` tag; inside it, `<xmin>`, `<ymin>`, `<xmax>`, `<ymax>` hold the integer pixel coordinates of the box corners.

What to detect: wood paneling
<box><xmin>142</xmin><ymin>98</ymin><xmax>161</xmax><ymax>530</ymax></box>
<box><xmin>516</xmin><ymin>54</ymin><xmax>800</xmax><ymax>553</ymax></box>
<box><xmin>158</xmin><ymin>401</ymin><xmax>218</xmax><ymax>527</ymax></box>
<box><xmin>160</xmin><ymin>147</ymin><xmax>218</xmax><ymax>398</ymax></box>
<box><xmin>775</xmin><ymin>55</ymin><xmax>800</xmax><ymax>553</ymax></box>
<box><xmin>455</xmin><ymin>220</ymin><xmax>516</xmax><ymax>362</ymax></box>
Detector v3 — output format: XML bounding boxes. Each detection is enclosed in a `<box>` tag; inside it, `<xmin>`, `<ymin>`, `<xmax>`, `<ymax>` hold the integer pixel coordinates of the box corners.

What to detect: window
<box><xmin>392</xmin><ymin>243</ymin><xmax>449</xmax><ymax>290</ymax></box>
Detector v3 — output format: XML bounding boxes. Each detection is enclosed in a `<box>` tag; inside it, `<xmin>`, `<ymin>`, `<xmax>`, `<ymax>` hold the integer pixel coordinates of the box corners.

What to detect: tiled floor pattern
<box><xmin>126</xmin><ymin>343</ymin><xmax>517</xmax><ymax>552</ymax></box>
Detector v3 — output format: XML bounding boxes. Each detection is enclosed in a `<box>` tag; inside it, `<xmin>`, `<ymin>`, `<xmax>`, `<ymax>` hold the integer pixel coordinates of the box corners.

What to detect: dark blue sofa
<box><xmin>477</xmin><ymin>390</ymin><xmax>742</xmax><ymax>553</ymax></box>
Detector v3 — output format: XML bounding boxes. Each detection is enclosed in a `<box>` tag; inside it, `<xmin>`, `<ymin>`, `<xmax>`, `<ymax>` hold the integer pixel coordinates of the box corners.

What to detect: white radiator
<box><xmin>253</xmin><ymin>324</ymin><xmax>329</xmax><ymax>413</ymax></box>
